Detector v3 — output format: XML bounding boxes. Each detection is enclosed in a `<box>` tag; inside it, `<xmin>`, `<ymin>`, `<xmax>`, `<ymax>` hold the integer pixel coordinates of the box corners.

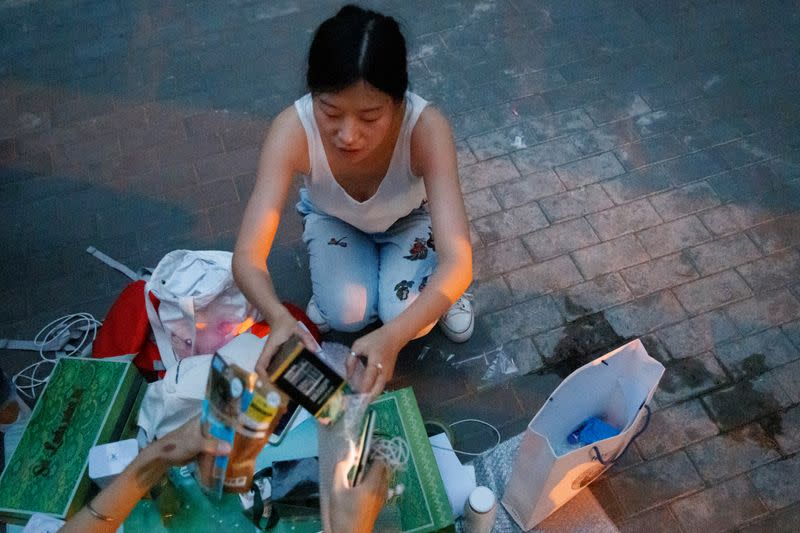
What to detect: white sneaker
<box><xmin>439</xmin><ymin>295</ymin><xmax>474</xmax><ymax>343</ymax></box>
<box><xmin>306</xmin><ymin>297</ymin><xmax>331</xmax><ymax>334</ymax></box>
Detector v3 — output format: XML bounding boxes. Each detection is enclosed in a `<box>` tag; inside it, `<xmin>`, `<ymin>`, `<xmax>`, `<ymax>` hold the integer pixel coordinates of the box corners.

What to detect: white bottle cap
<box><xmin>469</xmin><ymin>486</ymin><xmax>496</xmax><ymax>514</ymax></box>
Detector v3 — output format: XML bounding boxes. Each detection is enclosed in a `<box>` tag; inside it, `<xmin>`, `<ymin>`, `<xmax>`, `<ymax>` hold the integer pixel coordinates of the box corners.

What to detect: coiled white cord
<box><xmin>8</xmin><ymin>313</ymin><xmax>101</xmax><ymax>400</ymax></box>
<box><xmin>430</xmin><ymin>418</ymin><xmax>501</xmax><ymax>457</ymax></box>
<box><xmin>370</xmin><ymin>436</ymin><xmax>410</xmax><ymax>471</ymax></box>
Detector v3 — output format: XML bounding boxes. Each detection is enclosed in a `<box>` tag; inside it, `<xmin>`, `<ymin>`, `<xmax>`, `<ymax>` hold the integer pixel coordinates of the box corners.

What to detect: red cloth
<box><xmin>92</xmin><ymin>280</ymin><xmax>165</xmax><ymax>381</ymax></box>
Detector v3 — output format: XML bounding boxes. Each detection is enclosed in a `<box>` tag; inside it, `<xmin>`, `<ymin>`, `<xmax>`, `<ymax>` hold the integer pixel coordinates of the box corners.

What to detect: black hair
<box><xmin>307</xmin><ymin>4</ymin><xmax>408</xmax><ymax>101</ymax></box>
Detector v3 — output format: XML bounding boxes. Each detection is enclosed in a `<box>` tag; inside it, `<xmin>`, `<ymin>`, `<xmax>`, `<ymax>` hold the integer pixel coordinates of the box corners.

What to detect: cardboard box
<box><xmin>0</xmin><ymin>358</ymin><xmax>142</xmax><ymax>524</ymax></box>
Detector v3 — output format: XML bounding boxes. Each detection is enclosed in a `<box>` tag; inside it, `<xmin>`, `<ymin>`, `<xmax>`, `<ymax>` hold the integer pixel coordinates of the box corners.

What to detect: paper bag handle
<box><xmin>591</xmin><ymin>404</ymin><xmax>651</xmax><ymax>466</ymax></box>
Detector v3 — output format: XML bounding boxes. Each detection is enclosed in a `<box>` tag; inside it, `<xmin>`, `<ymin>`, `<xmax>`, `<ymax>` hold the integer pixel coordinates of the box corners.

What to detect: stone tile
<box><xmin>526</xmin><ymin>108</ymin><xmax>595</xmax><ymax>142</ymax></box>
<box><xmin>750</xmin><ymin>454</ymin><xmax>800</xmax><ymax>510</ymax></box>
<box><xmin>670</xmin><ymin>475</ymin><xmax>767</xmax><ymax>533</ymax></box>
<box><xmin>687</xmin><ymin>423</ymin><xmax>782</xmax><ymax>482</ymax></box>
<box><xmin>656</xmin><ymin>310</ymin><xmax>739</xmax><ymax>359</ymax></box>
<box><xmin>466</xmin><ymin>124</ymin><xmax>532</xmax><ymax>160</ymax></box>
<box><xmin>686</xmin><ymin>233</ymin><xmax>763</xmax><ymax>276</ymax></box>
<box><xmin>637</xmin><ymin>215</ymin><xmax>712</xmax><ymax>258</ymax></box>
<box><xmin>585</xmin><ymin>94</ymin><xmax>651</xmax><ymax>125</ymax></box>
<box><xmin>510</xmin><ymin>371</ymin><xmax>563</xmax><ymax>415</ymax></box>
<box><xmin>636</xmin><ymin>400</ymin><xmax>718</xmax><ymax>459</ymax></box>
<box><xmin>736</xmin><ymin>249</ymin><xmax>800</xmax><ymax>293</ymax></box>
<box><xmin>673</xmin><ymin>270</ymin><xmax>752</xmax><ymax>315</ymax></box>
<box><xmin>479</xmin><ymin>295</ymin><xmax>564</xmax><ymax>344</ymax></box>
<box><xmin>703</xmin><ymin>374</ymin><xmax>792</xmax><ymax>431</ymax></box>
<box><xmin>554</xmin><ymin>152</ymin><xmax>626</xmax><ymax>190</ymax></box>
<box><xmin>725</xmin><ymin>290</ymin><xmax>800</xmax><ymax>336</ymax></box>
<box><xmin>655</xmin><ymin>352</ymin><xmax>729</xmax><ymax>406</ymax></box>
<box><xmin>648</xmin><ymin>181</ymin><xmax>721</xmax><ymax>221</ymax></box>
<box><xmin>659</xmin><ymin>150</ymin><xmax>727</xmax><ymax>186</ymax></box>
<box><xmin>605</xmin><ymin>291</ymin><xmax>687</xmax><ymax>337</ymax></box>
<box><xmin>698</xmin><ymin>204</ymin><xmax>742</xmax><ymax>237</ymax></box>
<box><xmin>522</xmin><ymin>217</ymin><xmax>599</xmax><ymax>261</ymax></box>
<box><xmin>772</xmin><ymin>404</ymin><xmax>800</xmax><ymax>454</ymax></box>
<box><xmin>459</xmin><ymin>156</ymin><xmax>520</xmax><ymax>194</ymax></box>
<box><xmin>739</xmin><ymin>502</ymin><xmax>800</xmax><ymax>533</ymax></box>
<box><xmin>194</xmin><ymin>146</ymin><xmax>259</xmax><ymax>183</ymax></box>
<box><xmin>708</xmin><ymin>163</ymin><xmax>786</xmax><ymax>202</ymax></box>
<box><xmin>510</xmin><ymin>137</ymin><xmax>583</xmax><ymax>174</ymax></box>
<box><xmin>620</xmin><ymin>252</ymin><xmax>699</xmax><ymax>297</ymax></box>
<box><xmin>539</xmin><ymin>184</ymin><xmax>615</xmax><ymax>222</ymax></box>
<box><xmin>504</xmin><ymin>255</ymin><xmax>584</xmax><ymax>300</ymax></box>
<box><xmin>716</xmin><ymin>328</ymin><xmax>800</xmax><ymax>380</ymax></box>
<box><xmin>748</xmin><ymin>213</ymin><xmax>800</xmax><ymax>254</ymax></box>
<box><xmin>472</xmin><ymin>202</ymin><xmax>549</xmax><ymax>243</ymax></box>
<box><xmin>463</xmin><ymin>187</ymin><xmax>501</xmax><ymax>220</ymax></box>
<box><xmin>675</xmin><ymin>119</ymin><xmax>744</xmax><ymax>151</ymax></box>
<box><xmin>491</xmin><ymin>170</ymin><xmax>564</xmax><ymax>209</ymax></box>
<box><xmin>708</xmin><ymin>138</ymin><xmax>771</xmax><ymax>170</ymax></box>
<box><xmin>570</xmin><ymin>120</ymin><xmax>641</xmax><ymax>154</ymax></box>
<box><xmin>540</xmin><ymin>79</ymin><xmax>607</xmax><ymax>113</ymax></box>
<box><xmin>455</xmin><ymin>140</ymin><xmax>477</xmax><ymax>167</ymax></box>
<box><xmin>472</xmin><ymin>238</ymin><xmax>532</xmax><ymax>280</ymax></box>
<box><xmin>572</xmin><ymin>234</ymin><xmax>650</xmax><ymax>279</ymax></box>
<box><xmin>556</xmin><ymin>273</ymin><xmax>634</xmax><ymax>319</ymax></box>
<box><xmin>471</xmin><ymin>276</ymin><xmax>512</xmax><ymax>316</ymax></box>
<box><xmin>602</xmin><ymin>165</ymin><xmax>672</xmax><ymax>203</ymax></box>
<box><xmin>587</xmin><ymin>198</ymin><xmax>662</xmax><ymax>240</ymax></box>
<box><xmin>785</xmin><ymin>320</ymin><xmax>800</xmax><ymax>351</ymax></box>
<box><xmin>608</xmin><ymin>451</ymin><xmax>703</xmax><ymax>517</ymax></box>
<box><xmin>773</xmin><ymin>359</ymin><xmax>800</xmax><ymax>404</ymax></box>
<box><xmin>618</xmin><ymin>506</ymin><xmax>682</xmax><ymax>533</ymax></box>
<box><xmin>614</xmin><ymin>134</ymin><xmax>686</xmax><ymax>171</ymax></box>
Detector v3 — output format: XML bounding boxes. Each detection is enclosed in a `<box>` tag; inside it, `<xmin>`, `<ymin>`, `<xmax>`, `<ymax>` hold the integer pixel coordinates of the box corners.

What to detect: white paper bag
<box><xmin>502</xmin><ymin>339</ymin><xmax>664</xmax><ymax>530</ymax></box>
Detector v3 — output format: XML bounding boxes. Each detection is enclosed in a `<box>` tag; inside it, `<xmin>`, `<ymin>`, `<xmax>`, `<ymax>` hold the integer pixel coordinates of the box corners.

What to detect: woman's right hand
<box><xmin>255</xmin><ymin>308</ymin><xmax>318</xmax><ymax>378</ymax></box>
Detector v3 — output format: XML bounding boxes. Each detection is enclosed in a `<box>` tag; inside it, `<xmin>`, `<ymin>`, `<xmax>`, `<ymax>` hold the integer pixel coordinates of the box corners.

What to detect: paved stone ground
<box><xmin>2</xmin><ymin>0</ymin><xmax>800</xmax><ymax>531</ymax></box>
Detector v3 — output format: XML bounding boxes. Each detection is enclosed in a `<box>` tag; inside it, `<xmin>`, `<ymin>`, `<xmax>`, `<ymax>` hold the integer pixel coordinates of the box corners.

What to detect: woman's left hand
<box><xmin>348</xmin><ymin>326</ymin><xmax>403</xmax><ymax>394</ymax></box>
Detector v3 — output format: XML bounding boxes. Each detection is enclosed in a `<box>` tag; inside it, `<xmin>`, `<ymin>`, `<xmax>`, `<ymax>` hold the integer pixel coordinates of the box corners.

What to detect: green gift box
<box><xmin>0</xmin><ymin>357</ymin><xmax>142</xmax><ymax>524</ymax></box>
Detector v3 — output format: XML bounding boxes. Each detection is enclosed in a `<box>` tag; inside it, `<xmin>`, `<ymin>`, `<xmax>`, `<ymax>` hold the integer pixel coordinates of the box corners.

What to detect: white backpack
<box><xmin>144</xmin><ymin>250</ymin><xmax>258</xmax><ymax>370</ymax></box>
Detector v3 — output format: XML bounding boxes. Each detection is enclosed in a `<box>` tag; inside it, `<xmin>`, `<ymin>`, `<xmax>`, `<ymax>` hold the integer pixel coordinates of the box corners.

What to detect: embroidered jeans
<box><xmin>297</xmin><ymin>192</ymin><xmax>436</xmax><ymax>332</ymax></box>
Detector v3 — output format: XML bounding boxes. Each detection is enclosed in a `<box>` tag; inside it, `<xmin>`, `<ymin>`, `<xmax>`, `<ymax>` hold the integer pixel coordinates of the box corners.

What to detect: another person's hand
<box><xmin>150</xmin><ymin>416</ymin><xmax>232</xmax><ymax>468</ymax></box>
<box><xmin>329</xmin><ymin>459</ymin><xmax>389</xmax><ymax>533</ymax></box>
<box><xmin>255</xmin><ymin>309</ymin><xmax>318</xmax><ymax>379</ymax></box>
<box><xmin>347</xmin><ymin>326</ymin><xmax>403</xmax><ymax>394</ymax></box>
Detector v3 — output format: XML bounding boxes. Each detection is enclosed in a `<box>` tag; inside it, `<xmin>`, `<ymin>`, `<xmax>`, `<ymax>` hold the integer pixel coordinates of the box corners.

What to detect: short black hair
<box><xmin>307</xmin><ymin>4</ymin><xmax>408</xmax><ymax>101</ymax></box>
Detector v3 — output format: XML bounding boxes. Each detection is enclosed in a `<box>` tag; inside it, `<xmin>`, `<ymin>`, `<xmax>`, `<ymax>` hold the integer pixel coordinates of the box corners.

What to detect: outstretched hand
<box><xmin>255</xmin><ymin>310</ymin><xmax>319</xmax><ymax>379</ymax></box>
<box><xmin>329</xmin><ymin>458</ymin><xmax>389</xmax><ymax>533</ymax></box>
<box><xmin>347</xmin><ymin>326</ymin><xmax>403</xmax><ymax>395</ymax></box>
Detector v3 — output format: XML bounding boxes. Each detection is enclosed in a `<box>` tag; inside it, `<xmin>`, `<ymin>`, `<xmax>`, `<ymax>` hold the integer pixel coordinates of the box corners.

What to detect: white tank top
<box><xmin>294</xmin><ymin>91</ymin><xmax>429</xmax><ymax>233</ymax></box>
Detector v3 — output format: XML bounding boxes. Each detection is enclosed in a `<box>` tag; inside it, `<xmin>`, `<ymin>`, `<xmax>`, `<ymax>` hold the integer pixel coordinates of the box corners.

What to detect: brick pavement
<box><xmin>2</xmin><ymin>0</ymin><xmax>800</xmax><ymax>531</ymax></box>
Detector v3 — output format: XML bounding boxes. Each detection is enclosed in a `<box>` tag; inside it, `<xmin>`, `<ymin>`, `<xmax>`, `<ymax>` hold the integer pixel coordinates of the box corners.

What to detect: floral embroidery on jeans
<box><xmin>394</xmin><ymin>280</ymin><xmax>414</xmax><ymax>300</ymax></box>
<box><xmin>328</xmin><ymin>236</ymin><xmax>348</xmax><ymax>247</ymax></box>
<box><xmin>427</xmin><ymin>227</ymin><xmax>435</xmax><ymax>251</ymax></box>
<box><xmin>419</xmin><ymin>275</ymin><xmax>429</xmax><ymax>291</ymax></box>
<box><xmin>404</xmin><ymin>238</ymin><xmax>428</xmax><ymax>260</ymax></box>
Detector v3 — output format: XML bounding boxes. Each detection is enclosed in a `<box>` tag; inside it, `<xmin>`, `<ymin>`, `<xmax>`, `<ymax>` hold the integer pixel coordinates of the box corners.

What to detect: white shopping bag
<box><xmin>502</xmin><ymin>339</ymin><xmax>664</xmax><ymax>530</ymax></box>
<box><xmin>144</xmin><ymin>250</ymin><xmax>258</xmax><ymax>370</ymax></box>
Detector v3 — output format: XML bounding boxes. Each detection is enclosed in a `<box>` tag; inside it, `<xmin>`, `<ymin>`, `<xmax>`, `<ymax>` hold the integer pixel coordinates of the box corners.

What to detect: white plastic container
<box><xmin>463</xmin><ymin>486</ymin><xmax>497</xmax><ymax>533</ymax></box>
<box><xmin>88</xmin><ymin>439</ymin><xmax>139</xmax><ymax>488</ymax></box>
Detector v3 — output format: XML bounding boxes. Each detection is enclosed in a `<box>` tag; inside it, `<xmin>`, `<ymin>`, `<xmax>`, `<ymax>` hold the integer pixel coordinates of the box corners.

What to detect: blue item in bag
<box><xmin>568</xmin><ymin>417</ymin><xmax>620</xmax><ymax>446</ymax></box>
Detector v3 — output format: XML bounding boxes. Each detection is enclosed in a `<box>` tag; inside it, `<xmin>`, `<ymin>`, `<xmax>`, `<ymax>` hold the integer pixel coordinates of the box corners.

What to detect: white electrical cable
<box><xmin>9</xmin><ymin>313</ymin><xmax>102</xmax><ymax>400</ymax></box>
<box><xmin>429</xmin><ymin>418</ymin><xmax>502</xmax><ymax>457</ymax></box>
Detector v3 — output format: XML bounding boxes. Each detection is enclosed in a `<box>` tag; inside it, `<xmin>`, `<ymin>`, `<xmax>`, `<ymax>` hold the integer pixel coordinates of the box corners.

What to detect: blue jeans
<box><xmin>297</xmin><ymin>190</ymin><xmax>437</xmax><ymax>332</ymax></box>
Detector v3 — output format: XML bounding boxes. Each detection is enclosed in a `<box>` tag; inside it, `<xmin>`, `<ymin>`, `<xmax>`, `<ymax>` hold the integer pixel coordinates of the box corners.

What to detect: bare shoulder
<box><xmin>412</xmin><ymin>105</ymin><xmax>453</xmax><ymax>141</ymax></box>
<box><xmin>263</xmin><ymin>104</ymin><xmax>309</xmax><ymax>174</ymax></box>
<box><xmin>410</xmin><ymin>106</ymin><xmax>456</xmax><ymax>175</ymax></box>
